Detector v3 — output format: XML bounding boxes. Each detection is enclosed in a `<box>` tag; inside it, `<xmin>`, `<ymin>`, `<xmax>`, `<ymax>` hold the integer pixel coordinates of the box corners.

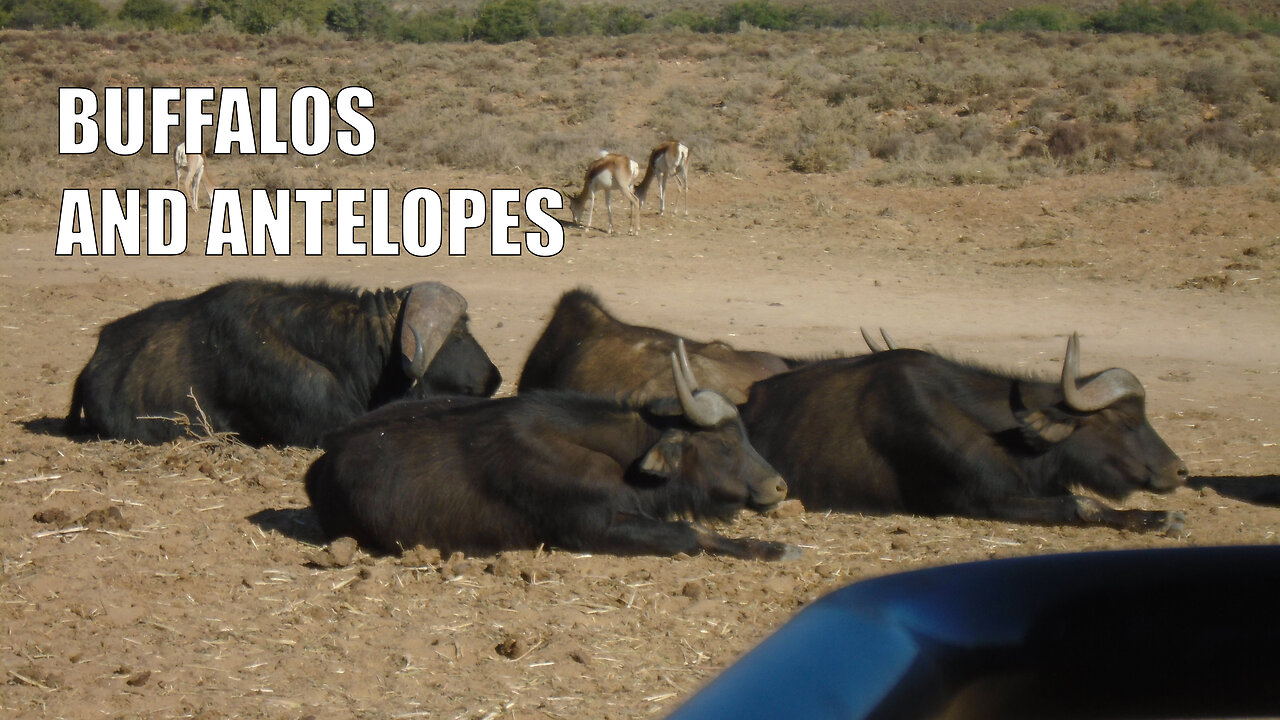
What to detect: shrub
<box><xmin>868</xmin><ymin>130</ymin><xmax>919</xmax><ymax>161</ymax></box>
<box><xmin>778</xmin><ymin>105</ymin><xmax>857</xmax><ymax>173</ymax></box>
<box><xmin>1047</xmin><ymin>121</ymin><xmax>1089</xmax><ymax>158</ymax></box>
<box><xmin>601</xmin><ymin>7</ymin><xmax>644</xmax><ymax>36</ymax></box>
<box><xmin>1248</xmin><ymin>133</ymin><xmax>1280</xmax><ymax>167</ymax></box>
<box><xmin>118</xmin><ymin>0</ymin><xmax>177</xmax><ymax>29</ymax></box>
<box><xmin>1183</xmin><ymin>60</ymin><xmax>1253</xmax><ymax>105</ymax></box>
<box><xmin>398</xmin><ymin>8</ymin><xmax>468</xmax><ymax>42</ymax></box>
<box><xmin>694</xmin><ymin>143</ymin><xmax>741</xmax><ymax>174</ymax></box>
<box><xmin>857</xmin><ymin>6</ymin><xmax>895</xmax><ymax>29</ymax></box>
<box><xmin>1088</xmin><ymin>1</ymin><xmax>1167</xmax><ymax>33</ymax></box>
<box><xmin>545</xmin><ymin>5</ymin><xmax>599</xmax><ymax>36</ymax></box>
<box><xmin>5</xmin><ymin>0</ymin><xmax>106</xmax><ymax>28</ymax></box>
<box><xmin>326</xmin><ymin>0</ymin><xmax>393</xmax><ymax>39</ymax></box>
<box><xmin>717</xmin><ymin>1</ymin><xmax>795</xmax><ymax>32</ymax></box>
<box><xmin>1075</xmin><ymin>89</ymin><xmax>1132</xmax><ymax>123</ymax></box>
<box><xmin>1165</xmin><ymin>0</ymin><xmax>1245</xmax><ymax>33</ymax></box>
<box><xmin>1185</xmin><ymin>121</ymin><xmax>1250</xmax><ymax>154</ymax></box>
<box><xmin>1248</xmin><ymin>14</ymin><xmax>1280</xmax><ymax>35</ymax></box>
<box><xmin>195</xmin><ymin>0</ymin><xmax>327</xmax><ymax>34</ymax></box>
<box><xmin>1158</xmin><ymin>143</ymin><xmax>1255</xmax><ymax>185</ymax></box>
<box><xmin>473</xmin><ymin>0</ymin><xmax>540</xmax><ymax>43</ymax></box>
<box><xmin>661</xmin><ymin>9</ymin><xmax>715</xmax><ymax>32</ymax></box>
<box><xmin>1254</xmin><ymin>63</ymin><xmax>1280</xmax><ymax>104</ymax></box>
<box><xmin>1087</xmin><ymin>0</ymin><xmax>1250</xmax><ymax>34</ymax></box>
<box><xmin>981</xmin><ymin>6</ymin><xmax>1082</xmax><ymax>32</ymax></box>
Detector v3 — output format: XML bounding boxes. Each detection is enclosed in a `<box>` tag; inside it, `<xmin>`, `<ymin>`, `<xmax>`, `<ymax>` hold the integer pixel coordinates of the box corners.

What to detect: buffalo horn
<box><xmin>400</xmin><ymin>282</ymin><xmax>468</xmax><ymax>379</ymax></box>
<box><xmin>1060</xmin><ymin>332</ymin><xmax>1146</xmax><ymax>412</ymax></box>
<box><xmin>671</xmin><ymin>338</ymin><xmax>738</xmax><ymax>427</ymax></box>
<box><xmin>861</xmin><ymin>327</ymin><xmax>900</xmax><ymax>353</ymax></box>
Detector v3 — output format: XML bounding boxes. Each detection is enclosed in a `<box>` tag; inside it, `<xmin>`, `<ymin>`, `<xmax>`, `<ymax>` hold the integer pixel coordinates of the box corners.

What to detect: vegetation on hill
<box><xmin>2</xmin><ymin>0</ymin><xmax>1277</xmax><ymax>38</ymax></box>
<box><xmin>1</xmin><ymin>17</ymin><xmax>1277</xmax><ymax>234</ymax></box>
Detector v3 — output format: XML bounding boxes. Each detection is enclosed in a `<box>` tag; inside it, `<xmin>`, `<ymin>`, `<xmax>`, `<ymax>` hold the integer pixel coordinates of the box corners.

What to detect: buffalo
<box><xmin>519</xmin><ymin>289</ymin><xmax>797</xmax><ymax>404</ymax></box>
<box><xmin>305</xmin><ymin>341</ymin><xmax>796</xmax><ymax>560</ymax></box>
<box><xmin>740</xmin><ymin>334</ymin><xmax>1188</xmax><ymax>532</ymax></box>
<box><xmin>66</xmin><ymin>279</ymin><xmax>501</xmax><ymax>446</ymax></box>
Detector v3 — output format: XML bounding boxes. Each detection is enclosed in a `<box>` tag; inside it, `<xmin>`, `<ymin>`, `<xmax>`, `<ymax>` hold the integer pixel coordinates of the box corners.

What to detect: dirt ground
<box><xmin>3</xmin><ymin>127</ymin><xmax>1280</xmax><ymax>717</ymax></box>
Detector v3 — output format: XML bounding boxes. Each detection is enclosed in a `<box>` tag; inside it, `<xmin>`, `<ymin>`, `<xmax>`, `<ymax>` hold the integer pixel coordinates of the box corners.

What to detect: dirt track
<box><xmin>3</xmin><ymin>66</ymin><xmax>1280</xmax><ymax>720</ymax></box>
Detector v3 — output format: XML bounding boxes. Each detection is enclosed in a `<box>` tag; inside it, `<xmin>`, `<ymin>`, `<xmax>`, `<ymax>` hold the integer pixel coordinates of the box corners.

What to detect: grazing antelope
<box><xmin>635</xmin><ymin>141</ymin><xmax>689</xmax><ymax>217</ymax></box>
<box><xmin>568</xmin><ymin>153</ymin><xmax>641</xmax><ymax>235</ymax></box>
<box><xmin>174</xmin><ymin>142</ymin><xmax>215</xmax><ymax>211</ymax></box>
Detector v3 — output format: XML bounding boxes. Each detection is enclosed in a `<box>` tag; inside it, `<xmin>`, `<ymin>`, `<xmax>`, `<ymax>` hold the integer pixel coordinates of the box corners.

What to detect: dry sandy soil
<box><xmin>3</xmin><ymin>60</ymin><xmax>1280</xmax><ymax>720</ymax></box>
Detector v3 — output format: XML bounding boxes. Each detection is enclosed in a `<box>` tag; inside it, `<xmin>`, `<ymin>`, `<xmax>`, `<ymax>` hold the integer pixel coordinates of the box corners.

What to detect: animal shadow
<box><xmin>20</xmin><ymin>415</ymin><xmax>78</xmax><ymax>439</ymax></box>
<box><xmin>248</xmin><ymin>507</ymin><xmax>328</xmax><ymax>546</ymax></box>
<box><xmin>1189</xmin><ymin>475</ymin><xmax>1280</xmax><ymax>507</ymax></box>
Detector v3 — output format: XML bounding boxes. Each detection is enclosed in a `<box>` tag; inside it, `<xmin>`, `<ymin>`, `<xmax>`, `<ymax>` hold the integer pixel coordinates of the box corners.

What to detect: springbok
<box><xmin>174</xmin><ymin>142</ymin><xmax>215</xmax><ymax>211</ymax></box>
<box><xmin>568</xmin><ymin>153</ymin><xmax>641</xmax><ymax>235</ymax></box>
<box><xmin>635</xmin><ymin>141</ymin><xmax>689</xmax><ymax>217</ymax></box>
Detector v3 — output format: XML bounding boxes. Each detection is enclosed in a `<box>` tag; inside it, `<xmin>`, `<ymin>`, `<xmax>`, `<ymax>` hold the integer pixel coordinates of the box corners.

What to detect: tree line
<box><xmin>3</xmin><ymin>0</ymin><xmax>1276</xmax><ymax>42</ymax></box>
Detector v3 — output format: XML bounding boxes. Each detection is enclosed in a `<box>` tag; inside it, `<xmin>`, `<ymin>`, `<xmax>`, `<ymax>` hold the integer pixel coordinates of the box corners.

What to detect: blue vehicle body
<box><xmin>667</xmin><ymin>546</ymin><xmax>1280</xmax><ymax>720</ymax></box>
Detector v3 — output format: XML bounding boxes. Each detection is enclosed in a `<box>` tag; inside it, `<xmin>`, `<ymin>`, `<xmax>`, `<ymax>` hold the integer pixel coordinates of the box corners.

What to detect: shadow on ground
<box><xmin>1189</xmin><ymin>475</ymin><xmax>1280</xmax><ymax>507</ymax></box>
<box><xmin>20</xmin><ymin>415</ymin><xmax>77</xmax><ymax>439</ymax></box>
<box><xmin>249</xmin><ymin>507</ymin><xmax>328</xmax><ymax>546</ymax></box>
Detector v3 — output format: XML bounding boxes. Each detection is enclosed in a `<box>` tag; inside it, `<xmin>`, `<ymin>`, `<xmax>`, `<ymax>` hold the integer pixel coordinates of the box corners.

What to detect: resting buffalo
<box><xmin>740</xmin><ymin>334</ymin><xmax>1188</xmax><ymax>532</ymax></box>
<box><xmin>66</xmin><ymin>279</ymin><xmax>500</xmax><ymax>446</ymax></box>
<box><xmin>306</xmin><ymin>341</ymin><xmax>796</xmax><ymax>559</ymax></box>
<box><xmin>519</xmin><ymin>289</ymin><xmax>796</xmax><ymax>404</ymax></box>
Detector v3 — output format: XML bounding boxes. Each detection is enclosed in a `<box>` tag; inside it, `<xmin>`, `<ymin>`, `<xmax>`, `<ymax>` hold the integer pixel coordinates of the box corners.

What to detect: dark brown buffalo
<box><xmin>519</xmin><ymin>289</ymin><xmax>795</xmax><ymax>404</ymax></box>
<box><xmin>741</xmin><ymin>334</ymin><xmax>1188</xmax><ymax>532</ymax></box>
<box><xmin>66</xmin><ymin>279</ymin><xmax>500</xmax><ymax>446</ymax></box>
<box><xmin>306</xmin><ymin>342</ymin><xmax>797</xmax><ymax>559</ymax></box>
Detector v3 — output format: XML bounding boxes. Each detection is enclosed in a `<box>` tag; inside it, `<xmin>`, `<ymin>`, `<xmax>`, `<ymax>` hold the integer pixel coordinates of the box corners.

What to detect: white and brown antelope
<box><xmin>174</xmin><ymin>142</ymin><xmax>216</xmax><ymax>211</ymax></box>
<box><xmin>634</xmin><ymin>140</ymin><xmax>689</xmax><ymax>217</ymax></box>
<box><xmin>568</xmin><ymin>152</ymin><xmax>641</xmax><ymax>235</ymax></box>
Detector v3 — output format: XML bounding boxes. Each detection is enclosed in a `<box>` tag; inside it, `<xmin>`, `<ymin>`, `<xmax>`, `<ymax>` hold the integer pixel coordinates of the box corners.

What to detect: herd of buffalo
<box><xmin>64</xmin><ymin>278</ymin><xmax>1190</xmax><ymax>560</ymax></box>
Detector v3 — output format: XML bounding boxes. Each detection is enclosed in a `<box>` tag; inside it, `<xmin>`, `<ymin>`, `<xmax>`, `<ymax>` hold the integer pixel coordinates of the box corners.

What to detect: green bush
<box><xmin>4</xmin><ymin>0</ymin><xmax>106</xmax><ymax>28</ymax></box>
<box><xmin>325</xmin><ymin>0</ymin><xmax>393</xmax><ymax>38</ymax></box>
<box><xmin>398</xmin><ymin>8</ymin><xmax>468</xmax><ymax>42</ymax></box>
<box><xmin>717</xmin><ymin>1</ymin><xmax>795</xmax><ymax>32</ymax></box>
<box><xmin>546</xmin><ymin>5</ymin><xmax>600</xmax><ymax>36</ymax></box>
<box><xmin>473</xmin><ymin>0</ymin><xmax>540</xmax><ymax>43</ymax></box>
<box><xmin>857</xmin><ymin>6</ymin><xmax>896</xmax><ymax>29</ymax></box>
<box><xmin>194</xmin><ymin>0</ymin><xmax>326</xmax><ymax>34</ymax></box>
<box><xmin>661</xmin><ymin>9</ymin><xmax>715</xmax><ymax>32</ymax></box>
<box><xmin>1164</xmin><ymin>0</ymin><xmax>1244</xmax><ymax>33</ymax></box>
<box><xmin>118</xmin><ymin>0</ymin><xmax>177</xmax><ymax>28</ymax></box>
<box><xmin>1249</xmin><ymin>14</ymin><xmax>1280</xmax><ymax>35</ymax></box>
<box><xmin>3</xmin><ymin>0</ymin><xmax>1272</xmax><ymax>38</ymax></box>
<box><xmin>981</xmin><ymin>6</ymin><xmax>1082</xmax><ymax>32</ymax></box>
<box><xmin>1088</xmin><ymin>1</ymin><xmax>1166</xmax><ymax>33</ymax></box>
<box><xmin>601</xmin><ymin>7</ymin><xmax>644</xmax><ymax>36</ymax></box>
<box><xmin>1087</xmin><ymin>0</ymin><xmax>1250</xmax><ymax>34</ymax></box>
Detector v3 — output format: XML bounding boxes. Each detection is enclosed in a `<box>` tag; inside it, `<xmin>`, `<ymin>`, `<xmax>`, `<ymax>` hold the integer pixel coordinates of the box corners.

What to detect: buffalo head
<box><xmin>1019</xmin><ymin>333</ymin><xmax>1188</xmax><ymax>499</ymax></box>
<box><xmin>641</xmin><ymin>340</ymin><xmax>788</xmax><ymax>512</ymax></box>
<box><xmin>398</xmin><ymin>282</ymin><xmax>501</xmax><ymax>397</ymax></box>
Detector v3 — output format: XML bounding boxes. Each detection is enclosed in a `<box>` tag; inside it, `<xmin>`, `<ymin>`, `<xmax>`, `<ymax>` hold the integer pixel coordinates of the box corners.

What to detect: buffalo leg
<box><xmin>600</xmin><ymin>514</ymin><xmax>798</xmax><ymax>560</ymax></box>
<box><xmin>1072</xmin><ymin>497</ymin><xmax>1186</xmax><ymax>533</ymax></box>
<box><xmin>891</xmin><ymin>420</ymin><xmax>1184</xmax><ymax>534</ymax></box>
<box><xmin>979</xmin><ymin>495</ymin><xmax>1186</xmax><ymax>533</ymax></box>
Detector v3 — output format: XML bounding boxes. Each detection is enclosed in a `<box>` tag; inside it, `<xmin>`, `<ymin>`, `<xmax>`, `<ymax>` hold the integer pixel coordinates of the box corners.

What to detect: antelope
<box><xmin>568</xmin><ymin>153</ymin><xmax>641</xmax><ymax>235</ymax></box>
<box><xmin>174</xmin><ymin>142</ymin><xmax>215</xmax><ymax>211</ymax></box>
<box><xmin>635</xmin><ymin>141</ymin><xmax>689</xmax><ymax>217</ymax></box>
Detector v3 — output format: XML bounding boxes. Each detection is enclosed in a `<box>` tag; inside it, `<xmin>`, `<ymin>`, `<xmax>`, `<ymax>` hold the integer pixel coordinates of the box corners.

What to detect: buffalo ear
<box><xmin>1018</xmin><ymin>409</ymin><xmax>1078</xmax><ymax>446</ymax></box>
<box><xmin>399</xmin><ymin>282</ymin><xmax>468</xmax><ymax>379</ymax></box>
<box><xmin>638</xmin><ymin>429</ymin><xmax>689</xmax><ymax>480</ymax></box>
